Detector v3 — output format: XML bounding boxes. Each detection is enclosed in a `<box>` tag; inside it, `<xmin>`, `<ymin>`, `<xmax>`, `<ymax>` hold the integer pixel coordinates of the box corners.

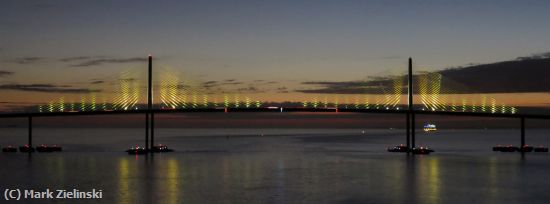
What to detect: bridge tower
<box><xmin>407</xmin><ymin>58</ymin><xmax>415</xmax><ymax>150</ymax></box>
<box><xmin>408</xmin><ymin>58</ymin><xmax>413</xmax><ymax>115</ymax></box>
<box><xmin>145</xmin><ymin>55</ymin><xmax>154</xmax><ymax>151</ymax></box>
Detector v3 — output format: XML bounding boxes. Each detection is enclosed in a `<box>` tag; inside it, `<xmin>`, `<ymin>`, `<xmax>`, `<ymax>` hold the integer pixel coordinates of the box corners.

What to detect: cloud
<box><xmin>5</xmin><ymin>56</ymin><xmax>146</xmax><ymax>67</ymax></box>
<box><xmin>60</xmin><ymin>56</ymin><xmax>92</xmax><ymax>62</ymax></box>
<box><xmin>6</xmin><ymin>57</ymin><xmax>44</xmax><ymax>64</ymax></box>
<box><xmin>514</xmin><ymin>52</ymin><xmax>550</xmax><ymax>61</ymax></box>
<box><xmin>0</xmin><ymin>101</ymin><xmax>36</xmax><ymax>104</ymax></box>
<box><xmin>224</xmin><ymin>82</ymin><xmax>244</xmax><ymax>85</ymax></box>
<box><xmin>203</xmin><ymin>81</ymin><xmax>218</xmax><ymax>88</ymax></box>
<box><xmin>90</xmin><ymin>80</ymin><xmax>104</xmax><ymax>84</ymax></box>
<box><xmin>0</xmin><ymin>83</ymin><xmax>100</xmax><ymax>93</ymax></box>
<box><xmin>197</xmin><ymin>80</ymin><xmax>268</xmax><ymax>94</ymax></box>
<box><xmin>236</xmin><ymin>86</ymin><xmax>265</xmax><ymax>94</ymax></box>
<box><xmin>0</xmin><ymin>70</ymin><xmax>14</xmax><ymax>77</ymax></box>
<box><xmin>176</xmin><ymin>84</ymin><xmax>191</xmax><ymax>90</ymax></box>
<box><xmin>119</xmin><ymin>78</ymin><xmax>137</xmax><ymax>82</ymax></box>
<box><xmin>201</xmin><ymin>80</ymin><xmax>244</xmax><ymax>88</ymax></box>
<box><xmin>237</xmin><ymin>86</ymin><xmax>258</xmax><ymax>91</ymax></box>
<box><xmin>251</xmin><ymin>80</ymin><xmax>278</xmax><ymax>85</ymax></box>
<box><xmin>433</xmin><ymin>57</ymin><xmax>550</xmax><ymax>93</ymax></box>
<box><xmin>70</xmin><ymin>57</ymin><xmax>147</xmax><ymax>67</ymax></box>
<box><xmin>297</xmin><ymin>52</ymin><xmax>550</xmax><ymax>94</ymax></box>
<box><xmin>296</xmin><ymin>79</ymin><xmax>398</xmax><ymax>94</ymax></box>
<box><xmin>277</xmin><ymin>87</ymin><xmax>288</xmax><ymax>93</ymax></box>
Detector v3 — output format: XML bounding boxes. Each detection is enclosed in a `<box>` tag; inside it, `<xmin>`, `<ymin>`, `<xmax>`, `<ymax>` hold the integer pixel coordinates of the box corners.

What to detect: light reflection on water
<box><xmin>118</xmin><ymin>158</ymin><xmax>130</xmax><ymax>204</ymax></box>
<box><xmin>489</xmin><ymin>157</ymin><xmax>499</xmax><ymax>201</ymax></box>
<box><xmin>1</xmin><ymin>129</ymin><xmax>550</xmax><ymax>204</ymax></box>
<box><xmin>166</xmin><ymin>159</ymin><xmax>179</xmax><ymax>204</ymax></box>
<box><xmin>418</xmin><ymin>157</ymin><xmax>440</xmax><ymax>204</ymax></box>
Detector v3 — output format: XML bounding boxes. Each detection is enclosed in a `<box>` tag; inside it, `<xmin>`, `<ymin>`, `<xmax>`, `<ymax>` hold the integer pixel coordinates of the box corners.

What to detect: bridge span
<box><xmin>1</xmin><ymin>57</ymin><xmax>549</xmax><ymax>153</ymax></box>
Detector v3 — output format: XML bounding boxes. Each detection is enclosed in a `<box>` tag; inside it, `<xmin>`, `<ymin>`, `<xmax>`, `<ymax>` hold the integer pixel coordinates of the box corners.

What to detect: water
<box><xmin>1</xmin><ymin>128</ymin><xmax>550</xmax><ymax>204</ymax></box>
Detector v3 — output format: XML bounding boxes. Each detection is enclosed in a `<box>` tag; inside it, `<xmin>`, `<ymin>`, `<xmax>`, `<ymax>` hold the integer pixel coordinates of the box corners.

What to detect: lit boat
<box><xmin>19</xmin><ymin>145</ymin><xmax>35</xmax><ymax>152</ymax></box>
<box><xmin>387</xmin><ymin>144</ymin><xmax>409</xmax><ymax>152</ymax></box>
<box><xmin>492</xmin><ymin>145</ymin><xmax>505</xmax><ymax>151</ymax></box>
<box><xmin>494</xmin><ymin>145</ymin><xmax>547</xmax><ymax>152</ymax></box>
<box><xmin>151</xmin><ymin>144</ymin><xmax>174</xmax><ymax>153</ymax></box>
<box><xmin>2</xmin><ymin>145</ymin><xmax>17</xmax><ymax>152</ymax></box>
<box><xmin>35</xmin><ymin>144</ymin><xmax>63</xmax><ymax>152</ymax></box>
<box><xmin>534</xmin><ymin>146</ymin><xmax>549</xmax><ymax>152</ymax></box>
<box><xmin>49</xmin><ymin>145</ymin><xmax>62</xmax><ymax>152</ymax></box>
<box><xmin>411</xmin><ymin>146</ymin><xmax>435</xmax><ymax>154</ymax></box>
<box><xmin>423</xmin><ymin>124</ymin><xmax>437</xmax><ymax>132</ymax></box>
<box><xmin>125</xmin><ymin>146</ymin><xmax>148</xmax><ymax>155</ymax></box>
<box><xmin>36</xmin><ymin>144</ymin><xmax>53</xmax><ymax>152</ymax></box>
<box><xmin>492</xmin><ymin>145</ymin><xmax>518</xmax><ymax>152</ymax></box>
<box><xmin>519</xmin><ymin>145</ymin><xmax>534</xmax><ymax>152</ymax></box>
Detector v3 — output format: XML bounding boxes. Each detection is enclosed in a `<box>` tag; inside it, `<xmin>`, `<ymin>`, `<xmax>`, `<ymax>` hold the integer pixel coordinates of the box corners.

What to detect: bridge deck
<box><xmin>0</xmin><ymin>108</ymin><xmax>549</xmax><ymax>120</ymax></box>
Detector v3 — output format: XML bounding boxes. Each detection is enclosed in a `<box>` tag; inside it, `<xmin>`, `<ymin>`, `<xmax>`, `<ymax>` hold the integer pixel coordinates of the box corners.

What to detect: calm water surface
<box><xmin>1</xmin><ymin>128</ymin><xmax>550</xmax><ymax>204</ymax></box>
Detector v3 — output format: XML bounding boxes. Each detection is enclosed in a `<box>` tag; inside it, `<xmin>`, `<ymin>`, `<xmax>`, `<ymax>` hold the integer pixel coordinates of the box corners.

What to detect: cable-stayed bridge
<box><xmin>1</xmin><ymin>56</ymin><xmax>549</xmax><ymax>152</ymax></box>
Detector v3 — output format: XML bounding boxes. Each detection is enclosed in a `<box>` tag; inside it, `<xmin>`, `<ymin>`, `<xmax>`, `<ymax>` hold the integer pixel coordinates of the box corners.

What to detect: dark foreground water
<box><xmin>1</xmin><ymin>128</ymin><xmax>550</xmax><ymax>204</ymax></box>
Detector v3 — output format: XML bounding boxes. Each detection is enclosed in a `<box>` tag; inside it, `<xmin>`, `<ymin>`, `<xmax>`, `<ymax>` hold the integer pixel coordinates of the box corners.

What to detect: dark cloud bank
<box><xmin>6</xmin><ymin>57</ymin><xmax>44</xmax><ymax>64</ymax></box>
<box><xmin>297</xmin><ymin>53</ymin><xmax>550</xmax><ymax>94</ymax></box>
<box><xmin>66</xmin><ymin>57</ymin><xmax>147</xmax><ymax>67</ymax></box>
<box><xmin>0</xmin><ymin>70</ymin><xmax>14</xmax><ymax>77</ymax></box>
<box><xmin>0</xmin><ymin>84</ymin><xmax>99</xmax><ymax>93</ymax></box>
<box><xmin>5</xmin><ymin>56</ymin><xmax>147</xmax><ymax>67</ymax></box>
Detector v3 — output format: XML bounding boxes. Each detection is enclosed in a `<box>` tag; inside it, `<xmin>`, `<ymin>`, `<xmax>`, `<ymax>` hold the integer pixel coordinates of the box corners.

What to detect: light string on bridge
<box><xmin>416</xmin><ymin>71</ymin><xmax>517</xmax><ymax>114</ymax></box>
<box><xmin>33</xmin><ymin>61</ymin><xmax>517</xmax><ymax>115</ymax></box>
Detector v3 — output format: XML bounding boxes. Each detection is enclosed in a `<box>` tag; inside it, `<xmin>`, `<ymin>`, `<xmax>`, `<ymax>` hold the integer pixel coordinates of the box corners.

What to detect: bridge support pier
<box><xmin>411</xmin><ymin>113</ymin><xmax>416</xmax><ymax>149</ymax></box>
<box><xmin>145</xmin><ymin>113</ymin><xmax>149</xmax><ymax>151</ymax></box>
<box><xmin>28</xmin><ymin>116</ymin><xmax>32</xmax><ymax>150</ymax></box>
<box><xmin>521</xmin><ymin>117</ymin><xmax>525</xmax><ymax>148</ymax></box>
<box><xmin>151</xmin><ymin>112</ymin><xmax>155</xmax><ymax>150</ymax></box>
<box><xmin>406</xmin><ymin>113</ymin><xmax>410</xmax><ymax>151</ymax></box>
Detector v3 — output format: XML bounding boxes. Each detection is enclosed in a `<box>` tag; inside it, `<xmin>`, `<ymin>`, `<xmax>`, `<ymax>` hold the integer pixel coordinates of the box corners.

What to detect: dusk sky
<box><xmin>1</xmin><ymin>0</ymin><xmax>550</xmax><ymax>111</ymax></box>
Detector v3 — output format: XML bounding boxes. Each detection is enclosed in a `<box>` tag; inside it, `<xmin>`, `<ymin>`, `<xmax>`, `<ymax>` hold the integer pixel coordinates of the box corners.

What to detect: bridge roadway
<box><xmin>1</xmin><ymin>107</ymin><xmax>549</xmax><ymax>153</ymax></box>
<box><xmin>1</xmin><ymin>107</ymin><xmax>550</xmax><ymax>119</ymax></box>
